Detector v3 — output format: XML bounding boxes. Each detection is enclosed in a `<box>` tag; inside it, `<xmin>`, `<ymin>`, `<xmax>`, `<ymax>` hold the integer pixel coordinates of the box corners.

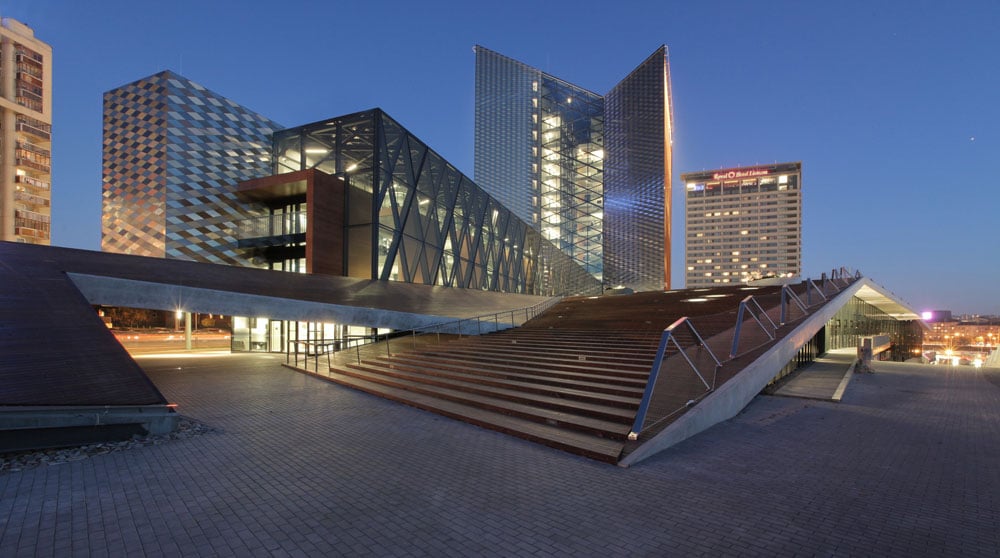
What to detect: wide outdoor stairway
<box><xmin>322</xmin><ymin>290</ymin><xmax>749</xmax><ymax>464</ymax></box>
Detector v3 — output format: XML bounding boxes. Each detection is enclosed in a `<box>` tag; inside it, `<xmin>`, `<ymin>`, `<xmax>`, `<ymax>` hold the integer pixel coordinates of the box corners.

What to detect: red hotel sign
<box><xmin>712</xmin><ymin>168</ymin><xmax>770</xmax><ymax>180</ymax></box>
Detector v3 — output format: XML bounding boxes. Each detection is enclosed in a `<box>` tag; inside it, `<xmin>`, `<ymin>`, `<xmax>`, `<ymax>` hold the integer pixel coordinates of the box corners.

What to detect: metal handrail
<box><xmin>729</xmin><ymin>295</ymin><xmax>776</xmax><ymax>359</ymax></box>
<box><xmin>626</xmin><ymin>270</ymin><xmax>866</xmax><ymax>441</ymax></box>
<box><xmin>628</xmin><ymin>317</ymin><xmax>721</xmax><ymax>440</ymax></box>
<box><xmin>779</xmin><ymin>284</ymin><xmax>808</xmax><ymax>325</ymax></box>
<box><xmin>412</xmin><ymin>296</ymin><xmax>564</xmax><ymax>338</ymax></box>
<box><xmin>288</xmin><ymin>338</ymin><xmax>340</xmax><ymax>371</ymax></box>
<box><xmin>354</xmin><ymin>296</ymin><xmax>564</xmax><ymax>365</ymax></box>
<box><xmin>805</xmin><ymin>278</ymin><xmax>827</xmax><ymax>306</ymax></box>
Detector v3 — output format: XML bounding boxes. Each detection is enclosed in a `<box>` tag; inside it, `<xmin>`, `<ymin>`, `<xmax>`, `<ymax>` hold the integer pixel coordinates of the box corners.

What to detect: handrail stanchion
<box><xmin>628</xmin><ymin>325</ymin><xmax>674</xmax><ymax>440</ymax></box>
<box><xmin>730</xmin><ymin>296</ymin><xmax>776</xmax><ymax>359</ymax></box>
<box><xmin>730</xmin><ymin>302</ymin><xmax>747</xmax><ymax>359</ymax></box>
<box><xmin>779</xmin><ymin>285</ymin><xmax>808</xmax><ymax>325</ymax></box>
<box><xmin>629</xmin><ymin>317</ymin><xmax>720</xmax><ymax>441</ymax></box>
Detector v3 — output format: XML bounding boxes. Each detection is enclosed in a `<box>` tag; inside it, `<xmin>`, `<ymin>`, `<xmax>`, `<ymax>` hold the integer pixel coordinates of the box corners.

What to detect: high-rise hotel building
<box><xmin>0</xmin><ymin>17</ymin><xmax>52</xmax><ymax>244</ymax></box>
<box><xmin>474</xmin><ymin>46</ymin><xmax>673</xmax><ymax>291</ymax></box>
<box><xmin>683</xmin><ymin>162</ymin><xmax>802</xmax><ymax>288</ymax></box>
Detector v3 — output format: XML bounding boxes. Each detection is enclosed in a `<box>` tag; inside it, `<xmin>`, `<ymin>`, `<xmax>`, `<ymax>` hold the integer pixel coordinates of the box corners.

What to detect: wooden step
<box><xmin>434</xmin><ymin>343</ymin><xmax>658</xmax><ymax>367</ymax></box>
<box><xmin>359</xmin><ymin>357</ymin><xmax>646</xmax><ymax>399</ymax></box>
<box><xmin>343</xmin><ymin>361</ymin><xmax>639</xmax><ymax>418</ymax></box>
<box><xmin>409</xmin><ymin>346</ymin><xmax>655</xmax><ymax>373</ymax></box>
<box><xmin>318</xmin><ymin>369</ymin><xmax>624</xmax><ymax>463</ymax></box>
<box><xmin>462</xmin><ymin>336</ymin><xmax>661</xmax><ymax>353</ymax></box>
<box><xmin>382</xmin><ymin>353</ymin><xmax>650</xmax><ymax>386</ymax></box>
<box><xmin>331</xmin><ymin>366</ymin><xmax>631</xmax><ymax>440</ymax></box>
<box><xmin>394</xmin><ymin>343</ymin><xmax>655</xmax><ymax>374</ymax></box>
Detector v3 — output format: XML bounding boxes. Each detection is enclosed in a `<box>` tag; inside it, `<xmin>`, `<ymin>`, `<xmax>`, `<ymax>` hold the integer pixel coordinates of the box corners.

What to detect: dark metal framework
<box><xmin>273</xmin><ymin>109</ymin><xmax>600</xmax><ymax>296</ymax></box>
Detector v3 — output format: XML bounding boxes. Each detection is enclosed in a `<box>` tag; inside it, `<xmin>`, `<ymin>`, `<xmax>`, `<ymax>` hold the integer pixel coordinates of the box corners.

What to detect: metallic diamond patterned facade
<box><xmin>474</xmin><ymin>46</ymin><xmax>672</xmax><ymax>291</ymax></box>
<box><xmin>274</xmin><ymin>110</ymin><xmax>600</xmax><ymax>296</ymax></box>
<box><xmin>102</xmin><ymin>71</ymin><xmax>282</xmax><ymax>266</ymax></box>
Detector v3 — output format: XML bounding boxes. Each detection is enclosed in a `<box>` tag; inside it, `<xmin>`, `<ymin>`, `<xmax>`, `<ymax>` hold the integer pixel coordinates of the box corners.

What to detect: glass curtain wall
<box><xmin>826</xmin><ymin>297</ymin><xmax>924</xmax><ymax>361</ymax></box>
<box><xmin>604</xmin><ymin>46</ymin><xmax>672</xmax><ymax>291</ymax></box>
<box><xmin>272</xmin><ymin>109</ymin><xmax>599</xmax><ymax>296</ymax></box>
<box><xmin>538</xmin><ymin>77</ymin><xmax>605</xmax><ymax>281</ymax></box>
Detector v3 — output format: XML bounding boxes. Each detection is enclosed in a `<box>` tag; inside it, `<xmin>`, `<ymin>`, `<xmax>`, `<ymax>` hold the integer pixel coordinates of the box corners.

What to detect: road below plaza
<box><xmin>112</xmin><ymin>329</ymin><xmax>231</xmax><ymax>354</ymax></box>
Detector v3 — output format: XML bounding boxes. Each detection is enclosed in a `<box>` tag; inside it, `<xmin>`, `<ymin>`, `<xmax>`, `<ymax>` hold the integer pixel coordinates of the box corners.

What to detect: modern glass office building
<box><xmin>232</xmin><ymin>109</ymin><xmax>601</xmax><ymax>352</ymax></box>
<box><xmin>474</xmin><ymin>46</ymin><xmax>672</xmax><ymax>291</ymax></box>
<box><xmin>101</xmin><ymin>73</ymin><xmax>602</xmax><ymax>353</ymax></box>
<box><xmin>682</xmin><ymin>162</ymin><xmax>803</xmax><ymax>288</ymax></box>
<box><xmin>101</xmin><ymin>71</ymin><xmax>283</xmax><ymax>266</ymax></box>
<box><xmin>247</xmin><ymin>109</ymin><xmax>600</xmax><ymax>296</ymax></box>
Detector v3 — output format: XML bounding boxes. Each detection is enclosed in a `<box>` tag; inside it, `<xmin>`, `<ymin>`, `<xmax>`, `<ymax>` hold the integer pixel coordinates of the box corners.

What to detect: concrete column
<box><xmin>0</xmin><ymin>37</ymin><xmax>15</xmax><ymax>241</ymax></box>
<box><xmin>184</xmin><ymin>312</ymin><xmax>192</xmax><ymax>350</ymax></box>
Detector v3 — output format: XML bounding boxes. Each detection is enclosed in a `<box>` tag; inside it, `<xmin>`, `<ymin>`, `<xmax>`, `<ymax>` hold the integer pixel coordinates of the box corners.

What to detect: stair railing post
<box><xmin>730</xmin><ymin>300</ymin><xmax>748</xmax><ymax>359</ymax></box>
<box><xmin>780</xmin><ymin>288</ymin><xmax>788</xmax><ymax>325</ymax></box>
<box><xmin>628</xmin><ymin>322</ymin><xmax>678</xmax><ymax>440</ymax></box>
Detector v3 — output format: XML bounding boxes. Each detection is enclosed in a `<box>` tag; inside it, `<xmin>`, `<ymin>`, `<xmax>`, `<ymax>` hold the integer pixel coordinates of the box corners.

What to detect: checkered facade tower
<box><xmin>101</xmin><ymin>71</ymin><xmax>282</xmax><ymax>266</ymax></box>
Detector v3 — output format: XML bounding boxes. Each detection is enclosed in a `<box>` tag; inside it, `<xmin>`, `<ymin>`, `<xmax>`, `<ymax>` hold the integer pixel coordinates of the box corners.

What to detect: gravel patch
<box><xmin>0</xmin><ymin>417</ymin><xmax>217</xmax><ymax>474</ymax></box>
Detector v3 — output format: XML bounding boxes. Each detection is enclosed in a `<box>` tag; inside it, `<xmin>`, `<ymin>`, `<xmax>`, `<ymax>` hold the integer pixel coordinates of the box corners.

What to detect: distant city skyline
<box><xmin>5</xmin><ymin>0</ymin><xmax>999</xmax><ymax>313</ymax></box>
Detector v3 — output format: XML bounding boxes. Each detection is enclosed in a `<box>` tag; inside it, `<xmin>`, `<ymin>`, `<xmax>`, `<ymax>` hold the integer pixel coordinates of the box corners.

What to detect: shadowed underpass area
<box><xmin>2</xmin><ymin>354</ymin><xmax>997</xmax><ymax>556</ymax></box>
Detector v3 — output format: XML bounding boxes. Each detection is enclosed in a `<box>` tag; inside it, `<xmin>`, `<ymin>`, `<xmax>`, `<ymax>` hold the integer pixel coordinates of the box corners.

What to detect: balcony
<box><xmin>16</xmin><ymin>70</ymin><xmax>43</xmax><ymax>87</ymax></box>
<box><xmin>15</xmin><ymin>190</ymin><xmax>50</xmax><ymax>207</ymax></box>
<box><xmin>15</xmin><ymin>97</ymin><xmax>43</xmax><ymax>113</ymax></box>
<box><xmin>15</xmin><ymin>209</ymin><xmax>50</xmax><ymax>240</ymax></box>
<box><xmin>15</xmin><ymin>119</ymin><xmax>51</xmax><ymax>142</ymax></box>
<box><xmin>15</xmin><ymin>175</ymin><xmax>50</xmax><ymax>191</ymax></box>
<box><xmin>16</xmin><ymin>50</ymin><xmax>44</xmax><ymax>64</ymax></box>
<box><xmin>236</xmin><ymin>213</ymin><xmax>307</xmax><ymax>248</ymax></box>
<box><xmin>14</xmin><ymin>227</ymin><xmax>49</xmax><ymax>241</ymax></box>
<box><xmin>16</xmin><ymin>86</ymin><xmax>43</xmax><ymax>103</ymax></box>
<box><xmin>16</xmin><ymin>141</ymin><xmax>50</xmax><ymax>158</ymax></box>
<box><xmin>15</xmin><ymin>158</ymin><xmax>50</xmax><ymax>174</ymax></box>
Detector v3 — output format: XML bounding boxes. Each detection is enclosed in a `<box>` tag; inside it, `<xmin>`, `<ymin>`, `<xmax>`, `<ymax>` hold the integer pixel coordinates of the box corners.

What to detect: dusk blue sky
<box><xmin>8</xmin><ymin>0</ymin><xmax>999</xmax><ymax>314</ymax></box>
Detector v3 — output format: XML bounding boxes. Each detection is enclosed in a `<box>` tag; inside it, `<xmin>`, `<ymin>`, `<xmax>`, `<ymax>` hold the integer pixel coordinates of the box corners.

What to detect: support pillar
<box><xmin>185</xmin><ymin>312</ymin><xmax>192</xmax><ymax>350</ymax></box>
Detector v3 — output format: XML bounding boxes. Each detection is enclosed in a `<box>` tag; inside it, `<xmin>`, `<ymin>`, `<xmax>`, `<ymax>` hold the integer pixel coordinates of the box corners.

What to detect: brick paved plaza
<box><xmin>2</xmin><ymin>354</ymin><xmax>998</xmax><ymax>556</ymax></box>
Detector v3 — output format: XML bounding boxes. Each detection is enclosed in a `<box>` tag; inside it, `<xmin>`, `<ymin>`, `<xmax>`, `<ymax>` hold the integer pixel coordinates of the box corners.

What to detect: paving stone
<box><xmin>1</xmin><ymin>354</ymin><xmax>998</xmax><ymax>556</ymax></box>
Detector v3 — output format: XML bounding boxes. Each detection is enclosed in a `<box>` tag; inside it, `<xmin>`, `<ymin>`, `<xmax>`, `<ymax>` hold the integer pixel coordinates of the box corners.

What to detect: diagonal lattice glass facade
<box><xmin>538</xmin><ymin>78</ymin><xmax>605</xmax><ymax>281</ymax></box>
<box><xmin>102</xmin><ymin>71</ymin><xmax>282</xmax><ymax>266</ymax></box>
<box><xmin>474</xmin><ymin>46</ymin><xmax>672</xmax><ymax>291</ymax></box>
<box><xmin>475</xmin><ymin>46</ymin><xmax>606</xmax><ymax>281</ymax></box>
<box><xmin>273</xmin><ymin>110</ymin><xmax>600</xmax><ymax>296</ymax></box>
